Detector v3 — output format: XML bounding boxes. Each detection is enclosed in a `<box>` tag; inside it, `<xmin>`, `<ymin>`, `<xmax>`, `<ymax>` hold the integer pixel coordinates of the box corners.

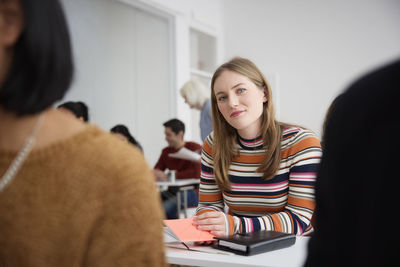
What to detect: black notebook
<box><xmin>213</xmin><ymin>230</ymin><xmax>296</xmax><ymax>256</ymax></box>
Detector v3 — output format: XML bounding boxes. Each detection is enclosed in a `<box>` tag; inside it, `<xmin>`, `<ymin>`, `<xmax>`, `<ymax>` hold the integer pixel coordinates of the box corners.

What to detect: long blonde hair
<box><xmin>210</xmin><ymin>57</ymin><xmax>284</xmax><ymax>191</ymax></box>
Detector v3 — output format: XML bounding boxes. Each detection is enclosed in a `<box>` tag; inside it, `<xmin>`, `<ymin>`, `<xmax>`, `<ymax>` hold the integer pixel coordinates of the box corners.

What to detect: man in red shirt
<box><xmin>153</xmin><ymin>118</ymin><xmax>201</xmax><ymax>218</ymax></box>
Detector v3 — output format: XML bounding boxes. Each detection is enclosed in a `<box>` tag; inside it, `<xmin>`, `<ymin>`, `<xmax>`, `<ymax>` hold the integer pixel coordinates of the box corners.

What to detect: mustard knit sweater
<box><xmin>0</xmin><ymin>125</ymin><xmax>165</xmax><ymax>266</ymax></box>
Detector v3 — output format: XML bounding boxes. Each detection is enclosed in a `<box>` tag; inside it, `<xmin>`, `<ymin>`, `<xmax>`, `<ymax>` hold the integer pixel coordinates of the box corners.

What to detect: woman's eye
<box><xmin>217</xmin><ymin>96</ymin><xmax>226</xmax><ymax>102</ymax></box>
<box><xmin>237</xmin><ymin>88</ymin><xmax>245</xmax><ymax>94</ymax></box>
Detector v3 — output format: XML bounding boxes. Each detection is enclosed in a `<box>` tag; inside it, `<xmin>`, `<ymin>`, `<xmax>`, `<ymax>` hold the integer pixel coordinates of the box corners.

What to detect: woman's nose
<box><xmin>229</xmin><ymin>94</ymin><xmax>239</xmax><ymax>107</ymax></box>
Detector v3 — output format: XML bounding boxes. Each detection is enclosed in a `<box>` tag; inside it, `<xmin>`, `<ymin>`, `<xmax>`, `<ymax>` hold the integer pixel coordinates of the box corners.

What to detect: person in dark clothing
<box><xmin>304</xmin><ymin>59</ymin><xmax>400</xmax><ymax>267</ymax></box>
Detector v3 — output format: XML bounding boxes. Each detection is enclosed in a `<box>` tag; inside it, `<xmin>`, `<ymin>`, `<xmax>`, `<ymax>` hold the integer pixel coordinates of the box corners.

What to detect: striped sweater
<box><xmin>196</xmin><ymin>126</ymin><xmax>322</xmax><ymax>236</ymax></box>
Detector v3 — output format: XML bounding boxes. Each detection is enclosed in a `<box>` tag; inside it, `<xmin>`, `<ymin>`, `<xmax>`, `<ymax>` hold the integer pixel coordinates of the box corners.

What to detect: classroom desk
<box><xmin>156</xmin><ymin>178</ymin><xmax>200</xmax><ymax>218</ymax></box>
<box><xmin>166</xmin><ymin>236</ymin><xmax>310</xmax><ymax>267</ymax></box>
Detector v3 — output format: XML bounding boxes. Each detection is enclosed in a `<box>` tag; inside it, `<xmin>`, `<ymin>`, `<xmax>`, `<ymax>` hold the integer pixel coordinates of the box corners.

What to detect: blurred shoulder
<box><xmin>185</xmin><ymin>141</ymin><xmax>202</xmax><ymax>150</ymax></box>
<box><xmin>81</xmin><ymin>126</ymin><xmax>155</xmax><ymax>189</ymax></box>
<box><xmin>340</xmin><ymin>59</ymin><xmax>400</xmax><ymax>117</ymax></box>
<box><xmin>85</xmin><ymin>125</ymin><xmax>148</xmax><ymax>165</ymax></box>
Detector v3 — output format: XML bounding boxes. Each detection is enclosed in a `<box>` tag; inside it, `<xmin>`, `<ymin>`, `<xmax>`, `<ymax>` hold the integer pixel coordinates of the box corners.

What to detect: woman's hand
<box><xmin>192</xmin><ymin>211</ymin><xmax>227</xmax><ymax>245</ymax></box>
<box><xmin>193</xmin><ymin>211</ymin><xmax>227</xmax><ymax>245</ymax></box>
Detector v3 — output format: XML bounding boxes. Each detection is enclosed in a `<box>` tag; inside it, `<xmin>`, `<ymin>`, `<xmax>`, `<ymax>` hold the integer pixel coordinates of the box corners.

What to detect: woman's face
<box><xmin>0</xmin><ymin>0</ymin><xmax>23</xmax><ymax>87</ymax></box>
<box><xmin>183</xmin><ymin>95</ymin><xmax>195</xmax><ymax>109</ymax></box>
<box><xmin>213</xmin><ymin>70</ymin><xmax>267</xmax><ymax>139</ymax></box>
<box><xmin>0</xmin><ymin>5</ymin><xmax>8</xmax><ymax>87</ymax></box>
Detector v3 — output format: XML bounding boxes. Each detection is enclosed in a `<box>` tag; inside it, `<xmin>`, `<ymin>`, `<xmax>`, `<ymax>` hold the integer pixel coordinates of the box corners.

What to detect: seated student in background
<box><xmin>0</xmin><ymin>0</ymin><xmax>165</xmax><ymax>266</ymax></box>
<box><xmin>57</xmin><ymin>101</ymin><xmax>89</xmax><ymax>122</ymax></box>
<box><xmin>193</xmin><ymin>57</ymin><xmax>322</xmax><ymax>238</ymax></box>
<box><xmin>180</xmin><ymin>79</ymin><xmax>212</xmax><ymax>142</ymax></box>
<box><xmin>110</xmin><ymin>124</ymin><xmax>143</xmax><ymax>152</ymax></box>
<box><xmin>304</xmin><ymin>59</ymin><xmax>400</xmax><ymax>267</ymax></box>
<box><xmin>153</xmin><ymin>118</ymin><xmax>202</xmax><ymax>219</ymax></box>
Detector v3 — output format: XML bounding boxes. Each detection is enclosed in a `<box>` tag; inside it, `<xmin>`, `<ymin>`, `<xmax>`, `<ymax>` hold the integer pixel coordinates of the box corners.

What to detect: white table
<box><xmin>157</xmin><ymin>178</ymin><xmax>200</xmax><ymax>218</ymax></box>
<box><xmin>156</xmin><ymin>178</ymin><xmax>200</xmax><ymax>190</ymax></box>
<box><xmin>166</xmin><ymin>236</ymin><xmax>310</xmax><ymax>267</ymax></box>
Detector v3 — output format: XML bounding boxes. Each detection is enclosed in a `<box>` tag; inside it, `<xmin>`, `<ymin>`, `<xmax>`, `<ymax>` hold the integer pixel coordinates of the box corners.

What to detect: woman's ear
<box><xmin>263</xmin><ymin>86</ymin><xmax>268</xmax><ymax>103</ymax></box>
<box><xmin>0</xmin><ymin>0</ymin><xmax>24</xmax><ymax>47</ymax></box>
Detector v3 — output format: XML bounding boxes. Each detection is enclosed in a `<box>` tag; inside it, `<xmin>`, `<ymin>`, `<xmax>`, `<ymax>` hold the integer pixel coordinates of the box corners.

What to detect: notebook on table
<box><xmin>164</xmin><ymin>218</ymin><xmax>233</xmax><ymax>255</ymax></box>
<box><xmin>213</xmin><ymin>230</ymin><xmax>296</xmax><ymax>256</ymax></box>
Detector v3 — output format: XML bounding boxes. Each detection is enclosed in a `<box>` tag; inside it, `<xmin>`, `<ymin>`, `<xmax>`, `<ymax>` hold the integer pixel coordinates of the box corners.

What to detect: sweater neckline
<box><xmin>237</xmin><ymin>135</ymin><xmax>264</xmax><ymax>150</ymax></box>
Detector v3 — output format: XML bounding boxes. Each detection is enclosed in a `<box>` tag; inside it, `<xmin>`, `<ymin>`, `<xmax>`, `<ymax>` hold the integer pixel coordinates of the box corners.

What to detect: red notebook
<box><xmin>164</xmin><ymin>218</ymin><xmax>215</xmax><ymax>243</ymax></box>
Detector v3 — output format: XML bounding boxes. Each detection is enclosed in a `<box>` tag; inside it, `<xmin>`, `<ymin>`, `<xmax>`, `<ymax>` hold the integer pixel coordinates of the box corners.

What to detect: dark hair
<box><xmin>163</xmin><ymin>118</ymin><xmax>185</xmax><ymax>135</ymax></box>
<box><xmin>0</xmin><ymin>0</ymin><xmax>73</xmax><ymax>116</ymax></box>
<box><xmin>321</xmin><ymin>94</ymin><xmax>342</xmax><ymax>148</ymax></box>
<box><xmin>57</xmin><ymin>101</ymin><xmax>89</xmax><ymax>122</ymax></box>
<box><xmin>110</xmin><ymin>124</ymin><xmax>143</xmax><ymax>152</ymax></box>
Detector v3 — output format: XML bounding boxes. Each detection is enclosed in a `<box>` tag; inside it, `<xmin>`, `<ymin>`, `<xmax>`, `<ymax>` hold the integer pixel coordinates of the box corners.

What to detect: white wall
<box><xmin>222</xmin><ymin>0</ymin><xmax>400</xmax><ymax>137</ymax></box>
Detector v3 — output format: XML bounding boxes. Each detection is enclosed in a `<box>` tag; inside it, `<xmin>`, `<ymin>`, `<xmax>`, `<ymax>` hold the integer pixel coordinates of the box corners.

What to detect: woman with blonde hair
<box><xmin>193</xmin><ymin>57</ymin><xmax>322</xmax><ymax>237</ymax></box>
<box><xmin>180</xmin><ymin>79</ymin><xmax>212</xmax><ymax>141</ymax></box>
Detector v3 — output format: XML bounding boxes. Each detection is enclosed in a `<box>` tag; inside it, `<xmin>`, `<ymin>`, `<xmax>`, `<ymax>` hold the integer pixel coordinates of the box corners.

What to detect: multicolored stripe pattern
<box><xmin>196</xmin><ymin>126</ymin><xmax>322</xmax><ymax>235</ymax></box>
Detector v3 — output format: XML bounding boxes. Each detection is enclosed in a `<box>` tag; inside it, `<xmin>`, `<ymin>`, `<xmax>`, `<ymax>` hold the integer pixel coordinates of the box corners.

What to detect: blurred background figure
<box><xmin>180</xmin><ymin>79</ymin><xmax>212</xmax><ymax>142</ymax></box>
<box><xmin>153</xmin><ymin>118</ymin><xmax>201</xmax><ymax>219</ymax></box>
<box><xmin>57</xmin><ymin>101</ymin><xmax>89</xmax><ymax>122</ymax></box>
<box><xmin>110</xmin><ymin>124</ymin><xmax>143</xmax><ymax>152</ymax></box>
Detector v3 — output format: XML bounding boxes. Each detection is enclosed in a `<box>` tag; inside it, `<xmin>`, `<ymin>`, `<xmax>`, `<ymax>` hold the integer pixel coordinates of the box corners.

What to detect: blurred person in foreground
<box><xmin>304</xmin><ymin>59</ymin><xmax>400</xmax><ymax>267</ymax></box>
<box><xmin>0</xmin><ymin>0</ymin><xmax>165</xmax><ymax>266</ymax></box>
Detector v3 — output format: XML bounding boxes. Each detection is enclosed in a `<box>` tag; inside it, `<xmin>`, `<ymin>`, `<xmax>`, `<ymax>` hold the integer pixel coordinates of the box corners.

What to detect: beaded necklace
<box><xmin>0</xmin><ymin>113</ymin><xmax>45</xmax><ymax>192</ymax></box>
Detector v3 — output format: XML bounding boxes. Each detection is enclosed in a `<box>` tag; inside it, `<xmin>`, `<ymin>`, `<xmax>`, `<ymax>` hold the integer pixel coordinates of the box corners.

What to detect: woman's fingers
<box><xmin>193</xmin><ymin>211</ymin><xmax>227</xmax><ymax>236</ymax></box>
<box><xmin>197</xmin><ymin>223</ymin><xmax>224</xmax><ymax>231</ymax></box>
<box><xmin>195</xmin><ymin>211</ymin><xmax>222</xmax><ymax>220</ymax></box>
<box><xmin>194</xmin><ymin>211</ymin><xmax>224</xmax><ymax>224</ymax></box>
<box><xmin>195</xmin><ymin>217</ymin><xmax>223</xmax><ymax>226</ymax></box>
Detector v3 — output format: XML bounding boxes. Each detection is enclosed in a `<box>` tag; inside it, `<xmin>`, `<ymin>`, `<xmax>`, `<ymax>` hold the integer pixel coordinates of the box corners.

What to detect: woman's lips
<box><xmin>230</xmin><ymin>110</ymin><xmax>244</xmax><ymax>117</ymax></box>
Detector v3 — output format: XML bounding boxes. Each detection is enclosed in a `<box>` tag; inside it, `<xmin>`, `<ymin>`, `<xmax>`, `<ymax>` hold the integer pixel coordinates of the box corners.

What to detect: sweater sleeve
<box><xmin>195</xmin><ymin>136</ymin><xmax>236</xmax><ymax>235</ymax></box>
<box><xmin>154</xmin><ymin>149</ymin><xmax>167</xmax><ymax>170</ymax></box>
<box><xmin>84</xmin><ymin>152</ymin><xmax>166</xmax><ymax>266</ymax></box>
<box><xmin>196</xmin><ymin>137</ymin><xmax>225</xmax><ymax>209</ymax></box>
